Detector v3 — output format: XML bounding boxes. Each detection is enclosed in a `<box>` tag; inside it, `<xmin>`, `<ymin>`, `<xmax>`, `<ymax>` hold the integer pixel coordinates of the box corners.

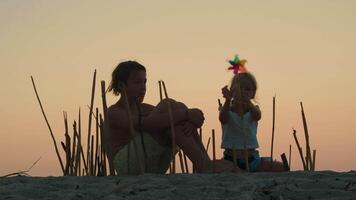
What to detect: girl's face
<box><xmin>124</xmin><ymin>70</ymin><xmax>147</xmax><ymax>103</ymax></box>
<box><xmin>231</xmin><ymin>78</ymin><xmax>255</xmax><ymax>101</ymax></box>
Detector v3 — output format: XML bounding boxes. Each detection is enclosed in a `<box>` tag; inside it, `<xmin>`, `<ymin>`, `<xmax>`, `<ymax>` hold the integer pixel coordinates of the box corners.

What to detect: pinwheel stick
<box><xmin>235</xmin><ymin>75</ymin><xmax>250</xmax><ymax>172</ymax></box>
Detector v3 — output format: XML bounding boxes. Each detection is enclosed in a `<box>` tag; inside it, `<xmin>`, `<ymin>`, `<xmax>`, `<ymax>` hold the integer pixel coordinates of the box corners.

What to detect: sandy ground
<box><xmin>1</xmin><ymin>171</ymin><xmax>356</xmax><ymax>200</ymax></box>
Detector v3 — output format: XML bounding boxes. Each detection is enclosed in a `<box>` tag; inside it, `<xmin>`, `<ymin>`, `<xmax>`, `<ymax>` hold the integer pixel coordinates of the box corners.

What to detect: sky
<box><xmin>1</xmin><ymin>0</ymin><xmax>356</xmax><ymax>176</ymax></box>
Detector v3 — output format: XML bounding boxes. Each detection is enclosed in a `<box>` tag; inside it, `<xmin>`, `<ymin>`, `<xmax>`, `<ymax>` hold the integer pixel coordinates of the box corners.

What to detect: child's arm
<box><xmin>246</xmin><ymin>101</ymin><xmax>261</xmax><ymax>121</ymax></box>
<box><xmin>219</xmin><ymin>86</ymin><xmax>232</xmax><ymax>124</ymax></box>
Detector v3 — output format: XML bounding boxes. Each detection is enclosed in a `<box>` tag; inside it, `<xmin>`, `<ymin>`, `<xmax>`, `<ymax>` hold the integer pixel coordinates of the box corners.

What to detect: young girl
<box><xmin>219</xmin><ymin>58</ymin><xmax>285</xmax><ymax>172</ymax></box>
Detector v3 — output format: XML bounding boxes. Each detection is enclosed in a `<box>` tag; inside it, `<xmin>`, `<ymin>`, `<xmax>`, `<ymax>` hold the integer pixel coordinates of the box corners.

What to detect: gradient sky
<box><xmin>1</xmin><ymin>0</ymin><xmax>355</xmax><ymax>176</ymax></box>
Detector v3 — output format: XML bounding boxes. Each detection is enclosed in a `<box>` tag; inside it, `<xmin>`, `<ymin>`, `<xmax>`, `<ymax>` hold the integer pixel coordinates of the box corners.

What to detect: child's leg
<box><xmin>151</xmin><ymin>99</ymin><xmax>236</xmax><ymax>173</ymax></box>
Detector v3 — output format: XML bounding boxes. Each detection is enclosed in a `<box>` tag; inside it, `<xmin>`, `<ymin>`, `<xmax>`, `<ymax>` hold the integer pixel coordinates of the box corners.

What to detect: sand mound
<box><xmin>1</xmin><ymin>171</ymin><xmax>356</xmax><ymax>199</ymax></box>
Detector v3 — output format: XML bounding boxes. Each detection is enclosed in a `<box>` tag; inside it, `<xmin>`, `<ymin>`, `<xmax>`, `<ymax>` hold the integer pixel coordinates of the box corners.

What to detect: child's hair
<box><xmin>108</xmin><ymin>61</ymin><xmax>146</xmax><ymax>96</ymax></box>
<box><xmin>230</xmin><ymin>72</ymin><xmax>258</xmax><ymax>99</ymax></box>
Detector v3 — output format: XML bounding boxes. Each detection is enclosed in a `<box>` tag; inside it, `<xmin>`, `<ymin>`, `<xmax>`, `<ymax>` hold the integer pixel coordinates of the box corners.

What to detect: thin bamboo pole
<box><xmin>270</xmin><ymin>96</ymin><xmax>276</xmax><ymax>168</ymax></box>
<box><xmin>212</xmin><ymin>129</ymin><xmax>216</xmax><ymax>173</ymax></box>
<box><xmin>160</xmin><ymin>80</ymin><xmax>176</xmax><ymax>174</ymax></box>
<box><xmin>183</xmin><ymin>153</ymin><xmax>189</xmax><ymax>174</ymax></box>
<box><xmin>94</xmin><ymin>108</ymin><xmax>99</xmax><ymax>176</ymax></box>
<box><xmin>78</xmin><ymin>108</ymin><xmax>83</xmax><ymax>175</ymax></box>
<box><xmin>30</xmin><ymin>76</ymin><xmax>65</xmax><ymax>174</ymax></box>
<box><xmin>300</xmin><ymin>102</ymin><xmax>313</xmax><ymax>170</ymax></box>
<box><xmin>63</xmin><ymin>112</ymin><xmax>71</xmax><ymax>176</ymax></box>
<box><xmin>87</xmin><ymin>70</ymin><xmax>97</xmax><ymax>174</ymax></box>
<box><xmin>100</xmin><ymin>81</ymin><xmax>115</xmax><ymax>175</ymax></box>
<box><xmin>289</xmin><ymin>144</ymin><xmax>292</xmax><ymax>171</ymax></box>
<box><xmin>312</xmin><ymin>149</ymin><xmax>316</xmax><ymax>171</ymax></box>
<box><xmin>292</xmin><ymin>129</ymin><xmax>307</xmax><ymax>170</ymax></box>
<box><xmin>205</xmin><ymin>137</ymin><xmax>211</xmax><ymax>152</ymax></box>
<box><xmin>178</xmin><ymin>149</ymin><xmax>185</xmax><ymax>173</ymax></box>
<box><xmin>90</xmin><ymin>135</ymin><xmax>94</xmax><ymax>175</ymax></box>
<box><xmin>121</xmin><ymin>85</ymin><xmax>145</xmax><ymax>174</ymax></box>
<box><xmin>280</xmin><ymin>153</ymin><xmax>289</xmax><ymax>171</ymax></box>
<box><xmin>99</xmin><ymin>116</ymin><xmax>107</xmax><ymax>176</ymax></box>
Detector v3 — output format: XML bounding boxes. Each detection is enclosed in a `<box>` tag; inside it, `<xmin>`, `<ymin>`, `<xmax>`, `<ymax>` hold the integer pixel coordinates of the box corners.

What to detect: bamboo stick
<box><xmin>90</xmin><ymin>135</ymin><xmax>94</xmax><ymax>175</ymax></box>
<box><xmin>73</xmin><ymin>121</ymin><xmax>80</xmax><ymax>176</ymax></box>
<box><xmin>289</xmin><ymin>144</ymin><xmax>292</xmax><ymax>171</ymax></box>
<box><xmin>212</xmin><ymin>129</ymin><xmax>216</xmax><ymax>173</ymax></box>
<box><xmin>178</xmin><ymin>149</ymin><xmax>185</xmax><ymax>173</ymax></box>
<box><xmin>94</xmin><ymin>108</ymin><xmax>99</xmax><ymax>176</ymax></box>
<box><xmin>280</xmin><ymin>153</ymin><xmax>289</xmax><ymax>171</ymax></box>
<box><xmin>160</xmin><ymin>80</ymin><xmax>176</xmax><ymax>174</ymax></box>
<box><xmin>87</xmin><ymin>70</ymin><xmax>97</xmax><ymax>173</ymax></box>
<box><xmin>270</xmin><ymin>96</ymin><xmax>276</xmax><ymax>168</ymax></box>
<box><xmin>205</xmin><ymin>137</ymin><xmax>211</xmax><ymax>152</ymax></box>
<box><xmin>78</xmin><ymin>108</ymin><xmax>82</xmax><ymax>176</ymax></box>
<box><xmin>183</xmin><ymin>153</ymin><xmax>189</xmax><ymax>174</ymax></box>
<box><xmin>300</xmin><ymin>102</ymin><xmax>313</xmax><ymax>170</ymax></box>
<box><xmin>30</xmin><ymin>76</ymin><xmax>65</xmax><ymax>174</ymax></box>
<box><xmin>100</xmin><ymin>81</ymin><xmax>115</xmax><ymax>175</ymax></box>
<box><xmin>121</xmin><ymin>84</ymin><xmax>145</xmax><ymax>174</ymax></box>
<box><xmin>235</xmin><ymin>76</ymin><xmax>250</xmax><ymax>172</ymax></box>
<box><xmin>99</xmin><ymin>116</ymin><xmax>107</xmax><ymax>176</ymax></box>
<box><xmin>63</xmin><ymin>112</ymin><xmax>71</xmax><ymax>176</ymax></box>
<box><xmin>159</xmin><ymin>80</ymin><xmax>163</xmax><ymax>101</ymax></box>
<box><xmin>292</xmin><ymin>129</ymin><xmax>307</xmax><ymax>170</ymax></box>
<box><xmin>312</xmin><ymin>149</ymin><xmax>316</xmax><ymax>171</ymax></box>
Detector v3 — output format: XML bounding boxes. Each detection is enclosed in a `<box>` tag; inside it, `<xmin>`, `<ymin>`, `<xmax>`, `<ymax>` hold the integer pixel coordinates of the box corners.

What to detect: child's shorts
<box><xmin>223</xmin><ymin>151</ymin><xmax>271</xmax><ymax>172</ymax></box>
<box><xmin>113</xmin><ymin>131</ymin><xmax>172</xmax><ymax>175</ymax></box>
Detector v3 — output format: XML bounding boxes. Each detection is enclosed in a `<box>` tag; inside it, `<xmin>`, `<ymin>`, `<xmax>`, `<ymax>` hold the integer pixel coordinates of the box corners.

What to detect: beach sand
<box><xmin>1</xmin><ymin>171</ymin><xmax>356</xmax><ymax>200</ymax></box>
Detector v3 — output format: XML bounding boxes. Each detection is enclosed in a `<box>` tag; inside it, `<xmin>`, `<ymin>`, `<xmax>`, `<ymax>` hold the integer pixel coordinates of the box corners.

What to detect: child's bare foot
<box><xmin>200</xmin><ymin>159</ymin><xmax>239</xmax><ymax>173</ymax></box>
<box><xmin>213</xmin><ymin>159</ymin><xmax>240</xmax><ymax>173</ymax></box>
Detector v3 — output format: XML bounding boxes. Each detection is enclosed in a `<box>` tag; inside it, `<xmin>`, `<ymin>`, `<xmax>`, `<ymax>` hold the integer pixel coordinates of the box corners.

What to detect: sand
<box><xmin>1</xmin><ymin>171</ymin><xmax>356</xmax><ymax>200</ymax></box>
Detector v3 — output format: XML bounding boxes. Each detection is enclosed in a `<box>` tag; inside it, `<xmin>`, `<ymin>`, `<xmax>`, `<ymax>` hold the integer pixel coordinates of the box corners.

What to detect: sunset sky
<box><xmin>1</xmin><ymin>0</ymin><xmax>355</xmax><ymax>176</ymax></box>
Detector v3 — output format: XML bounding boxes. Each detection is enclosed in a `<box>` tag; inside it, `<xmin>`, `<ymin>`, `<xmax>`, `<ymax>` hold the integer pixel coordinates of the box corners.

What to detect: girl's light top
<box><xmin>221</xmin><ymin>111</ymin><xmax>259</xmax><ymax>150</ymax></box>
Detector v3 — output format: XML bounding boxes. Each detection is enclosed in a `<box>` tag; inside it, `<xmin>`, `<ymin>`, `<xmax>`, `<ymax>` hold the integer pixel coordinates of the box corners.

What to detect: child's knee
<box><xmin>156</xmin><ymin>98</ymin><xmax>187</xmax><ymax>112</ymax></box>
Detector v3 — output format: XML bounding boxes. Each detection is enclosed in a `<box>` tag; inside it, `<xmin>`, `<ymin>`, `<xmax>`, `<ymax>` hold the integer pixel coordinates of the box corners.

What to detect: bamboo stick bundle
<box><xmin>300</xmin><ymin>102</ymin><xmax>313</xmax><ymax>170</ymax></box>
<box><xmin>292</xmin><ymin>129</ymin><xmax>307</xmax><ymax>170</ymax></box>
<box><xmin>270</xmin><ymin>96</ymin><xmax>276</xmax><ymax>168</ymax></box>
<box><xmin>212</xmin><ymin>129</ymin><xmax>216</xmax><ymax>173</ymax></box>
<box><xmin>160</xmin><ymin>80</ymin><xmax>177</xmax><ymax>174</ymax></box>
<box><xmin>30</xmin><ymin>76</ymin><xmax>65</xmax><ymax>174</ymax></box>
<box><xmin>86</xmin><ymin>70</ymin><xmax>97</xmax><ymax>174</ymax></box>
<box><xmin>100</xmin><ymin>81</ymin><xmax>115</xmax><ymax>175</ymax></box>
<box><xmin>121</xmin><ymin>84</ymin><xmax>145</xmax><ymax>174</ymax></box>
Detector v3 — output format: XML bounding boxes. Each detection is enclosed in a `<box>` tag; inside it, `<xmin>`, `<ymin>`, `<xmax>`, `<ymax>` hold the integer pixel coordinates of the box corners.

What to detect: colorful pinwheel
<box><xmin>227</xmin><ymin>55</ymin><xmax>247</xmax><ymax>74</ymax></box>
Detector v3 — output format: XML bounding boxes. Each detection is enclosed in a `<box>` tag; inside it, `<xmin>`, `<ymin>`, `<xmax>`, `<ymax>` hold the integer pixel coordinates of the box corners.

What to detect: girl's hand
<box><xmin>187</xmin><ymin>108</ymin><xmax>205</xmax><ymax>128</ymax></box>
<box><xmin>221</xmin><ymin>86</ymin><xmax>232</xmax><ymax>101</ymax></box>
